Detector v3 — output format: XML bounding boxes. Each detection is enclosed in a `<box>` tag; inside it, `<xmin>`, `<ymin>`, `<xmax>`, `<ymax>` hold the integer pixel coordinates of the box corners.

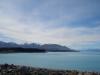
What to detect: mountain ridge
<box><xmin>0</xmin><ymin>41</ymin><xmax>77</xmax><ymax>52</ymax></box>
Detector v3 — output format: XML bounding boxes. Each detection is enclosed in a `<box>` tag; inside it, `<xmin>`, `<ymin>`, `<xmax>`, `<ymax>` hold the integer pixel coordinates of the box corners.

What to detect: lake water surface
<box><xmin>0</xmin><ymin>52</ymin><xmax>100</xmax><ymax>72</ymax></box>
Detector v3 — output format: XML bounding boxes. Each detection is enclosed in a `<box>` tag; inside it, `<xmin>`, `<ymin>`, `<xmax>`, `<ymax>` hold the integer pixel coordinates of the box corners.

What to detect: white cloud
<box><xmin>0</xmin><ymin>16</ymin><xmax>100</xmax><ymax>46</ymax></box>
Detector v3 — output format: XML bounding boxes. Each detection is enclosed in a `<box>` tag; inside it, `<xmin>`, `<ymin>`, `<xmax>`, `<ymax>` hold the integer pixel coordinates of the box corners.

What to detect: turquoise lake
<box><xmin>0</xmin><ymin>52</ymin><xmax>100</xmax><ymax>72</ymax></box>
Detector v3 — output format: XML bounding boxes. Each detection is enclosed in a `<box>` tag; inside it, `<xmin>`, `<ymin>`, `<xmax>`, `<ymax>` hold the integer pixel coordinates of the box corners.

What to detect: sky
<box><xmin>0</xmin><ymin>0</ymin><xmax>100</xmax><ymax>49</ymax></box>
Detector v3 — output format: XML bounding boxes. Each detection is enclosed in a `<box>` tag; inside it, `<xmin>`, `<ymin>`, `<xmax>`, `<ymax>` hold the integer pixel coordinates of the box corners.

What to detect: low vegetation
<box><xmin>0</xmin><ymin>64</ymin><xmax>99</xmax><ymax>75</ymax></box>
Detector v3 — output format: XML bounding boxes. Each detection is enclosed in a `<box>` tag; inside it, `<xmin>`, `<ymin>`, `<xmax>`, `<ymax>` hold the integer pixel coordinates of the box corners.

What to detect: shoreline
<box><xmin>0</xmin><ymin>51</ymin><xmax>79</xmax><ymax>54</ymax></box>
<box><xmin>0</xmin><ymin>64</ymin><xmax>99</xmax><ymax>75</ymax></box>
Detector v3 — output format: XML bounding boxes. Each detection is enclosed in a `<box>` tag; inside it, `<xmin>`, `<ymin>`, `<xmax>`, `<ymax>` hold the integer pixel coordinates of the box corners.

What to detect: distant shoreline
<box><xmin>0</xmin><ymin>64</ymin><xmax>99</xmax><ymax>75</ymax></box>
<box><xmin>0</xmin><ymin>47</ymin><xmax>79</xmax><ymax>53</ymax></box>
<box><xmin>0</xmin><ymin>47</ymin><xmax>46</xmax><ymax>53</ymax></box>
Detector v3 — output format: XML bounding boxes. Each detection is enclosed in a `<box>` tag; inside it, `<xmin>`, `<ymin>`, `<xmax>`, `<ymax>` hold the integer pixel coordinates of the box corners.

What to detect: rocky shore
<box><xmin>0</xmin><ymin>64</ymin><xmax>99</xmax><ymax>75</ymax></box>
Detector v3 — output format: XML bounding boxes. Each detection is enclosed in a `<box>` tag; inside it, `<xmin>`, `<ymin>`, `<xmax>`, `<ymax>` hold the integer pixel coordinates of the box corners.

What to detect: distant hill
<box><xmin>40</xmin><ymin>44</ymin><xmax>76</xmax><ymax>52</ymax></box>
<box><xmin>0</xmin><ymin>41</ymin><xmax>77</xmax><ymax>52</ymax></box>
<box><xmin>83</xmin><ymin>49</ymin><xmax>100</xmax><ymax>52</ymax></box>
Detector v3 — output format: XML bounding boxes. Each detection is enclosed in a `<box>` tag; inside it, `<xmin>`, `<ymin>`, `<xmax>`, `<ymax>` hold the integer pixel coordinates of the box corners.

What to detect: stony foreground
<box><xmin>0</xmin><ymin>64</ymin><xmax>100</xmax><ymax>75</ymax></box>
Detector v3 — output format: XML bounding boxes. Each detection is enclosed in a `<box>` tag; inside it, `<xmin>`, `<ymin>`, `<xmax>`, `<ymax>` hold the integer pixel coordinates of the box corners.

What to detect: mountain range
<box><xmin>0</xmin><ymin>41</ymin><xmax>77</xmax><ymax>52</ymax></box>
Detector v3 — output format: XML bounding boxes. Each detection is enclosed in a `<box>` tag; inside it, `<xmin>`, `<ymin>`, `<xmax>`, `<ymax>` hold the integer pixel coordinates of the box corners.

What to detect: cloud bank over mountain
<box><xmin>0</xmin><ymin>0</ymin><xmax>100</xmax><ymax>49</ymax></box>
